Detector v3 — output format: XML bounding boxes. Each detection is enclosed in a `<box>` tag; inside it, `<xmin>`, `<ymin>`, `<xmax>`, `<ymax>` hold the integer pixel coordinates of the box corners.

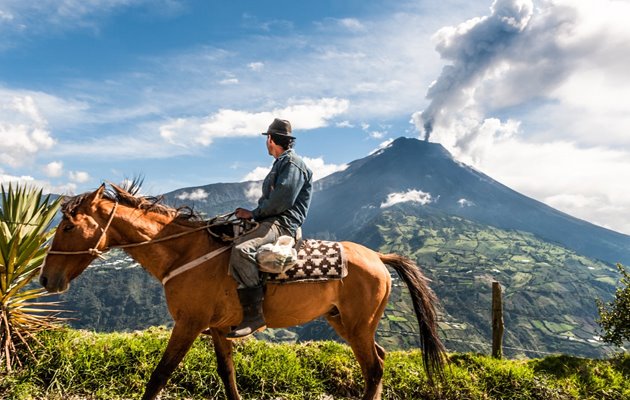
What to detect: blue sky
<box><xmin>1</xmin><ymin>0</ymin><xmax>630</xmax><ymax>235</ymax></box>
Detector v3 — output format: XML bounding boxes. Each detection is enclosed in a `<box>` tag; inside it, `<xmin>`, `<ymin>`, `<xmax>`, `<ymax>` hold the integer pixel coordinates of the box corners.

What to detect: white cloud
<box><xmin>242</xmin><ymin>166</ymin><xmax>270</xmax><ymax>182</ymax></box>
<box><xmin>458</xmin><ymin>198</ymin><xmax>474</xmax><ymax>207</ymax></box>
<box><xmin>68</xmin><ymin>170</ymin><xmax>90</xmax><ymax>183</ymax></box>
<box><xmin>0</xmin><ymin>95</ymin><xmax>55</xmax><ymax>166</ymax></box>
<box><xmin>248</xmin><ymin>62</ymin><xmax>264</xmax><ymax>71</ymax></box>
<box><xmin>0</xmin><ymin>173</ymin><xmax>35</xmax><ymax>185</ymax></box>
<box><xmin>473</xmin><ymin>137</ymin><xmax>630</xmax><ymax>234</ymax></box>
<box><xmin>0</xmin><ymin>0</ymin><xmax>181</xmax><ymax>40</ymax></box>
<box><xmin>0</xmin><ymin>10</ymin><xmax>14</xmax><ymax>21</ymax></box>
<box><xmin>336</xmin><ymin>120</ymin><xmax>354</xmax><ymax>128</ymax></box>
<box><xmin>51</xmin><ymin>182</ymin><xmax>78</xmax><ymax>195</ymax></box>
<box><xmin>381</xmin><ymin>189</ymin><xmax>433</xmax><ymax>208</ymax></box>
<box><xmin>369</xmin><ymin>138</ymin><xmax>395</xmax><ymax>155</ymax></box>
<box><xmin>244</xmin><ymin>182</ymin><xmax>262</xmax><ymax>203</ymax></box>
<box><xmin>369</xmin><ymin>130</ymin><xmax>386</xmax><ymax>139</ymax></box>
<box><xmin>0</xmin><ymin>86</ymin><xmax>89</xmax><ymax>129</ymax></box>
<box><xmin>242</xmin><ymin>157</ymin><xmax>347</xmax><ymax>184</ymax></box>
<box><xmin>0</xmin><ymin>172</ymin><xmax>76</xmax><ymax>195</ymax></box>
<box><xmin>44</xmin><ymin>161</ymin><xmax>63</xmax><ymax>177</ymax></box>
<box><xmin>274</xmin><ymin>98</ymin><xmax>350</xmax><ymax>130</ymax></box>
<box><xmin>315</xmin><ymin>17</ymin><xmax>367</xmax><ymax>34</ymax></box>
<box><xmin>302</xmin><ymin>157</ymin><xmax>348</xmax><ymax>181</ymax></box>
<box><xmin>160</xmin><ymin>97</ymin><xmax>349</xmax><ymax>147</ymax></box>
<box><xmin>337</xmin><ymin>18</ymin><xmax>366</xmax><ymax>32</ymax></box>
<box><xmin>219</xmin><ymin>78</ymin><xmax>239</xmax><ymax>85</ymax></box>
<box><xmin>176</xmin><ymin>188</ymin><xmax>208</xmax><ymax>201</ymax></box>
<box><xmin>53</xmin><ymin>130</ymin><xmax>197</xmax><ymax>159</ymax></box>
<box><xmin>11</xmin><ymin>95</ymin><xmax>45</xmax><ymax>125</ymax></box>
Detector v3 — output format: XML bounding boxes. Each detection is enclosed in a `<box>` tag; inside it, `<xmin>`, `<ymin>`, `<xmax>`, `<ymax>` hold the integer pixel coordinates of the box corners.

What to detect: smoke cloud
<box><xmin>416</xmin><ymin>0</ymin><xmax>534</xmax><ymax>142</ymax></box>
<box><xmin>411</xmin><ymin>0</ymin><xmax>630</xmax><ymax>163</ymax></box>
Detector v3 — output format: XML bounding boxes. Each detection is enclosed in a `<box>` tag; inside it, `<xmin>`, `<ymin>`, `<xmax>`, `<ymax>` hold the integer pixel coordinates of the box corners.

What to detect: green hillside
<box><xmin>2</xmin><ymin>328</ymin><xmax>629</xmax><ymax>399</ymax></box>
<box><xmin>363</xmin><ymin>206</ymin><xmax>619</xmax><ymax>358</ymax></box>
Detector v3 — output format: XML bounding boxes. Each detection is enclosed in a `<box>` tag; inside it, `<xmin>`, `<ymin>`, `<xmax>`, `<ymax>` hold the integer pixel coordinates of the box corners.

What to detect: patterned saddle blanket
<box><xmin>266</xmin><ymin>239</ymin><xmax>348</xmax><ymax>284</ymax></box>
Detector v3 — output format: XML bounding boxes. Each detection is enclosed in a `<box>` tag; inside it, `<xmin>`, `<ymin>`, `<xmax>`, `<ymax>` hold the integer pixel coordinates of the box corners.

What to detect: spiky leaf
<box><xmin>0</xmin><ymin>184</ymin><xmax>64</xmax><ymax>371</ymax></box>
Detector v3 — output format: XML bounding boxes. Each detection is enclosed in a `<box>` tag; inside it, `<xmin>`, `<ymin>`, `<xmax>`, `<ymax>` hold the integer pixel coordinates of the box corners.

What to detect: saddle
<box><xmin>265</xmin><ymin>238</ymin><xmax>348</xmax><ymax>284</ymax></box>
<box><xmin>206</xmin><ymin>214</ymin><xmax>258</xmax><ymax>243</ymax></box>
<box><xmin>207</xmin><ymin>216</ymin><xmax>347</xmax><ymax>284</ymax></box>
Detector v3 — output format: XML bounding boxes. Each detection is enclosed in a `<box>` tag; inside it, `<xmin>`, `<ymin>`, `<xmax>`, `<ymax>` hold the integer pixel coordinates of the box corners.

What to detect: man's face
<box><xmin>265</xmin><ymin>134</ymin><xmax>273</xmax><ymax>156</ymax></box>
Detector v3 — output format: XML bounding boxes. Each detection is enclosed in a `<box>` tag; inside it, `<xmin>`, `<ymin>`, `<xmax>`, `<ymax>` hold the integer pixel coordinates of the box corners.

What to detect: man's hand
<box><xmin>235</xmin><ymin>207</ymin><xmax>254</xmax><ymax>220</ymax></box>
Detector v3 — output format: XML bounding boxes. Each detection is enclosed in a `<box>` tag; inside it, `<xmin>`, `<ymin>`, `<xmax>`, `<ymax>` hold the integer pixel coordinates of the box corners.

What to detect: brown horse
<box><xmin>39</xmin><ymin>183</ymin><xmax>445</xmax><ymax>400</ymax></box>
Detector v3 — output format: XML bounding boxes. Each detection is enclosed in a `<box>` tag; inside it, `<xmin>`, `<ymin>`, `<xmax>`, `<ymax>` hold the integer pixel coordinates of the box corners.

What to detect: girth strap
<box><xmin>161</xmin><ymin>245</ymin><xmax>232</xmax><ymax>286</ymax></box>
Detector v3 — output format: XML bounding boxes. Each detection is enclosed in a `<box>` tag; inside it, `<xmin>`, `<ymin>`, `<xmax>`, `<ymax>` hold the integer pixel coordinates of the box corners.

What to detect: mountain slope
<box><xmin>162</xmin><ymin>181</ymin><xmax>257</xmax><ymax>217</ymax></box>
<box><xmin>359</xmin><ymin>205</ymin><xmax>617</xmax><ymax>357</ymax></box>
<box><xmin>304</xmin><ymin>137</ymin><xmax>630</xmax><ymax>266</ymax></box>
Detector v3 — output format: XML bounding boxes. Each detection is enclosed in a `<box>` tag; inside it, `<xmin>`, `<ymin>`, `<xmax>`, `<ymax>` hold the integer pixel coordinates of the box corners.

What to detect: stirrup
<box><xmin>226</xmin><ymin>321</ymin><xmax>266</xmax><ymax>340</ymax></box>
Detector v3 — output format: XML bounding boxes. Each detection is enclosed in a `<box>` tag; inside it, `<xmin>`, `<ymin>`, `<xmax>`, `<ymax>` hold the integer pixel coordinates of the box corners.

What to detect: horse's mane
<box><xmin>61</xmin><ymin>179</ymin><xmax>202</xmax><ymax>224</ymax></box>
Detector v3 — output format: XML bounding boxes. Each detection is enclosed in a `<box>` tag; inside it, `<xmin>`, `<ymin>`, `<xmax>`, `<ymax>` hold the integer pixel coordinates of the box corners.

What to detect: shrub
<box><xmin>597</xmin><ymin>263</ymin><xmax>630</xmax><ymax>346</ymax></box>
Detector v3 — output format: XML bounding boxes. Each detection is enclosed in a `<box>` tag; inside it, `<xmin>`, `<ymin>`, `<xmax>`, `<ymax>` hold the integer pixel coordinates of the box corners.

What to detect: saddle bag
<box><xmin>256</xmin><ymin>235</ymin><xmax>298</xmax><ymax>274</ymax></box>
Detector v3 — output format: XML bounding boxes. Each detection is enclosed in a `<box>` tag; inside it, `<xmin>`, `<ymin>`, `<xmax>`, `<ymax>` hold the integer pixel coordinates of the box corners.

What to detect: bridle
<box><xmin>45</xmin><ymin>202</ymin><xmax>255</xmax><ymax>285</ymax></box>
<box><xmin>47</xmin><ymin>202</ymin><xmax>120</xmax><ymax>260</ymax></box>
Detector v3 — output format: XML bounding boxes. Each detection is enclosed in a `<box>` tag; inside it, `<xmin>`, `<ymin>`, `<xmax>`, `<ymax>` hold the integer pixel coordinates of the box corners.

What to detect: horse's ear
<box><xmin>109</xmin><ymin>183</ymin><xmax>128</xmax><ymax>196</ymax></box>
<box><xmin>85</xmin><ymin>183</ymin><xmax>106</xmax><ymax>205</ymax></box>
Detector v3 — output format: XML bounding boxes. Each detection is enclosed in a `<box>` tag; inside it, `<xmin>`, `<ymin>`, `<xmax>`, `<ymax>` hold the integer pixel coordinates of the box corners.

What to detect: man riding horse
<box><xmin>228</xmin><ymin>118</ymin><xmax>313</xmax><ymax>339</ymax></box>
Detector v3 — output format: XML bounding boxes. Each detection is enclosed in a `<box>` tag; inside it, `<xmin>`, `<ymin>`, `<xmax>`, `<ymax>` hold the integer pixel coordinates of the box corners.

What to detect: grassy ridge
<box><xmin>1</xmin><ymin>328</ymin><xmax>628</xmax><ymax>399</ymax></box>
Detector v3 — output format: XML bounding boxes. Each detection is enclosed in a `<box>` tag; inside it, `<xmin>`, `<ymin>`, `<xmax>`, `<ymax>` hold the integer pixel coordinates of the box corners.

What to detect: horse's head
<box><xmin>40</xmin><ymin>184</ymin><xmax>113</xmax><ymax>293</ymax></box>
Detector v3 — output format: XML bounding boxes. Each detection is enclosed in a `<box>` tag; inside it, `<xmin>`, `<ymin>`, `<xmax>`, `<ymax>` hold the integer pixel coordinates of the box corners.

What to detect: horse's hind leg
<box><xmin>209</xmin><ymin>328</ymin><xmax>240</xmax><ymax>400</ymax></box>
<box><xmin>351</xmin><ymin>334</ymin><xmax>385</xmax><ymax>400</ymax></box>
<box><xmin>326</xmin><ymin>305</ymin><xmax>387</xmax><ymax>400</ymax></box>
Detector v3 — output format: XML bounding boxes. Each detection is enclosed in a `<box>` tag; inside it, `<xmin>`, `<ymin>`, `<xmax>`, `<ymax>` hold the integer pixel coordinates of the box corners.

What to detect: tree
<box><xmin>0</xmin><ymin>184</ymin><xmax>63</xmax><ymax>371</ymax></box>
<box><xmin>597</xmin><ymin>263</ymin><xmax>630</xmax><ymax>347</ymax></box>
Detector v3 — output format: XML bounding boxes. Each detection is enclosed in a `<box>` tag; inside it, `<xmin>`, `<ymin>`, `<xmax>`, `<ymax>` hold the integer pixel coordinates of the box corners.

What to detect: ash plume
<box><xmin>417</xmin><ymin>0</ymin><xmax>533</xmax><ymax>141</ymax></box>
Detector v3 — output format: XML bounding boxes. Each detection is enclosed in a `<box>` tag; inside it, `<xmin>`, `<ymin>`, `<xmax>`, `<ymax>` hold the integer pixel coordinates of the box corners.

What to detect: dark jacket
<box><xmin>252</xmin><ymin>149</ymin><xmax>313</xmax><ymax>235</ymax></box>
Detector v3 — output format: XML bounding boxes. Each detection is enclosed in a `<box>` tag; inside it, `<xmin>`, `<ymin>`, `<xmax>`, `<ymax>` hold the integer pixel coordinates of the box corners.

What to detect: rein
<box><xmin>46</xmin><ymin>203</ymin><xmax>256</xmax><ymax>285</ymax></box>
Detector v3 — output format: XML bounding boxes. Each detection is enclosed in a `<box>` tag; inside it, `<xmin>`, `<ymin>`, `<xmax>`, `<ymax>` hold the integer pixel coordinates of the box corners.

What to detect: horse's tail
<box><xmin>379</xmin><ymin>253</ymin><xmax>446</xmax><ymax>381</ymax></box>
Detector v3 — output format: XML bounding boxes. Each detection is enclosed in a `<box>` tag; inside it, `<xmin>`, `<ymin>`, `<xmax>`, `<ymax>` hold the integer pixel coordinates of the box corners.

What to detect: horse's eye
<box><xmin>63</xmin><ymin>223</ymin><xmax>75</xmax><ymax>232</ymax></box>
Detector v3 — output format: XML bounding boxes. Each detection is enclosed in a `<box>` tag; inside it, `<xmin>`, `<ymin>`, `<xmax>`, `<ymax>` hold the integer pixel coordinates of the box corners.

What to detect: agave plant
<box><xmin>0</xmin><ymin>184</ymin><xmax>63</xmax><ymax>372</ymax></box>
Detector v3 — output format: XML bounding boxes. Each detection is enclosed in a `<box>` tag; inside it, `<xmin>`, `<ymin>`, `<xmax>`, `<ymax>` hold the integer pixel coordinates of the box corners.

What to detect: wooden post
<box><xmin>492</xmin><ymin>281</ymin><xmax>504</xmax><ymax>359</ymax></box>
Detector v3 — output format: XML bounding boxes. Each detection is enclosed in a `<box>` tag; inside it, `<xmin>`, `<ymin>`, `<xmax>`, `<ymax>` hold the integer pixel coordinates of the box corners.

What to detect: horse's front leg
<box><xmin>209</xmin><ymin>328</ymin><xmax>240</xmax><ymax>400</ymax></box>
<box><xmin>142</xmin><ymin>321</ymin><xmax>202</xmax><ymax>400</ymax></box>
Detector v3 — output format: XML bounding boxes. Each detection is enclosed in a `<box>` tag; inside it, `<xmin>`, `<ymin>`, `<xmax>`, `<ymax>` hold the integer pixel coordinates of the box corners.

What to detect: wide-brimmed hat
<box><xmin>261</xmin><ymin>118</ymin><xmax>295</xmax><ymax>139</ymax></box>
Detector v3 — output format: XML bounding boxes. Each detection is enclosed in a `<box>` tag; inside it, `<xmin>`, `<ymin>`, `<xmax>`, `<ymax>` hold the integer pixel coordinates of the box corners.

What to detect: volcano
<box><xmin>303</xmin><ymin>137</ymin><xmax>630</xmax><ymax>266</ymax></box>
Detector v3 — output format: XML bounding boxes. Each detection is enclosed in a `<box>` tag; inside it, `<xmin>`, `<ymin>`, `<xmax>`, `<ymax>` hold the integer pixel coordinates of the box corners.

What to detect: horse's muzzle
<box><xmin>39</xmin><ymin>273</ymin><xmax>69</xmax><ymax>293</ymax></box>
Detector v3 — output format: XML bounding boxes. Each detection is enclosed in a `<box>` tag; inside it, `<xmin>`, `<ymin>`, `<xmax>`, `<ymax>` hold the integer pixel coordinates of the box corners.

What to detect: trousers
<box><xmin>229</xmin><ymin>220</ymin><xmax>291</xmax><ymax>288</ymax></box>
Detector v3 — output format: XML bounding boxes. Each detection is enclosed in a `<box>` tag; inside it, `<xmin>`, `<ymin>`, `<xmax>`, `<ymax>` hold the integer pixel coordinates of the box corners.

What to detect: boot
<box><xmin>226</xmin><ymin>286</ymin><xmax>266</xmax><ymax>340</ymax></box>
